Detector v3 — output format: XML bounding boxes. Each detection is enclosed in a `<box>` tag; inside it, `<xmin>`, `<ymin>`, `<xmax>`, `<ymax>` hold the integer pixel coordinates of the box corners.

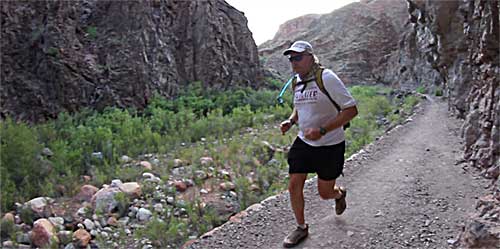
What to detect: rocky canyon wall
<box><xmin>1</xmin><ymin>0</ymin><xmax>262</xmax><ymax>122</ymax></box>
<box><xmin>258</xmin><ymin>0</ymin><xmax>408</xmax><ymax>85</ymax></box>
<box><xmin>397</xmin><ymin>0</ymin><xmax>498</xmax><ymax>181</ymax></box>
<box><xmin>395</xmin><ymin>0</ymin><xmax>499</xmax><ymax>247</ymax></box>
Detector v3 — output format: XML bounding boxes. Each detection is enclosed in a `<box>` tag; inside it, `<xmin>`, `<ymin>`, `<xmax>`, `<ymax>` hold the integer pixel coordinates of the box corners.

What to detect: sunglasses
<box><xmin>288</xmin><ymin>54</ymin><xmax>307</xmax><ymax>62</ymax></box>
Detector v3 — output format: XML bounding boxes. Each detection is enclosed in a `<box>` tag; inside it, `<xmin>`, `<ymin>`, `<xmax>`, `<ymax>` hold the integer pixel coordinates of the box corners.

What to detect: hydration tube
<box><xmin>276</xmin><ymin>75</ymin><xmax>296</xmax><ymax>104</ymax></box>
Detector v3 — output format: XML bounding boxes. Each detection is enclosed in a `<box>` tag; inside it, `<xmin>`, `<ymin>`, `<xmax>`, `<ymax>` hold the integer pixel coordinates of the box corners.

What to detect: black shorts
<box><xmin>287</xmin><ymin>137</ymin><xmax>345</xmax><ymax>180</ymax></box>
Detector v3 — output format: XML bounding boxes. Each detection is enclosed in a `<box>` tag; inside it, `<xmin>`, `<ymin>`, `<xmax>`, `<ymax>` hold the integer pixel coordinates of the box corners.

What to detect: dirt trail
<box><xmin>188</xmin><ymin>98</ymin><xmax>490</xmax><ymax>249</ymax></box>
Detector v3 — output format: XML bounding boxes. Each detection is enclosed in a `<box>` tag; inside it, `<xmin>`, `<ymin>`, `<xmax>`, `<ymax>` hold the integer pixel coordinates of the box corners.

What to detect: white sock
<box><xmin>298</xmin><ymin>224</ymin><xmax>307</xmax><ymax>229</ymax></box>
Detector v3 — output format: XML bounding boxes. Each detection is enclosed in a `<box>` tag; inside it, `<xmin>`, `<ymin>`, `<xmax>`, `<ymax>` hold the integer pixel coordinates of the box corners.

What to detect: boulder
<box><xmin>30</xmin><ymin>218</ymin><xmax>58</xmax><ymax>248</ymax></box>
<box><xmin>119</xmin><ymin>182</ymin><xmax>142</xmax><ymax>198</ymax></box>
<box><xmin>2</xmin><ymin>213</ymin><xmax>15</xmax><ymax>223</ymax></box>
<box><xmin>200</xmin><ymin>157</ymin><xmax>214</xmax><ymax>165</ymax></box>
<box><xmin>173</xmin><ymin>159</ymin><xmax>184</xmax><ymax>168</ymax></box>
<box><xmin>219</xmin><ymin>181</ymin><xmax>236</xmax><ymax>191</ymax></box>
<box><xmin>75</xmin><ymin>185</ymin><xmax>99</xmax><ymax>202</ymax></box>
<box><xmin>91</xmin><ymin>187</ymin><xmax>123</xmax><ymax>214</ymax></box>
<box><xmin>139</xmin><ymin>161</ymin><xmax>152</xmax><ymax>170</ymax></box>
<box><xmin>174</xmin><ymin>180</ymin><xmax>188</xmax><ymax>192</ymax></box>
<box><xmin>136</xmin><ymin>208</ymin><xmax>152</xmax><ymax>222</ymax></box>
<box><xmin>72</xmin><ymin>228</ymin><xmax>91</xmax><ymax>248</ymax></box>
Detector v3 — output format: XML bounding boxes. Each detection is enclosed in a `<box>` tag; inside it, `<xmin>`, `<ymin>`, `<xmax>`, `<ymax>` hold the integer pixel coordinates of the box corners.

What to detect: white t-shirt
<box><xmin>293</xmin><ymin>69</ymin><xmax>356</xmax><ymax>146</ymax></box>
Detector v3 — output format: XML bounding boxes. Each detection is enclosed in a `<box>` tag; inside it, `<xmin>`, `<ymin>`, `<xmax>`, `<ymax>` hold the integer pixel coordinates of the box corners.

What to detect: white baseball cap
<box><xmin>283</xmin><ymin>41</ymin><xmax>313</xmax><ymax>55</ymax></box>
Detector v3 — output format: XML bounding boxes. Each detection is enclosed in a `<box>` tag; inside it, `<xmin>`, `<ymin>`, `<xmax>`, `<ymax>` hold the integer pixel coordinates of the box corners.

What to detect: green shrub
<box><xmin>113</xmin><ymin>192</ymin><xmax>130</xmax><ymax>217</ymax></box>
<box><xmin>388</xmin><ymin>113</ymin><xmax>402</xmax><ymax>125</ymax></box>
<box><xmin>135</xmin><ymin>212</ymin><xmax>188</xmax><ymax>247</ymax></box>
<box><xmin>19</xmin><ymin>206</ymin><xmax>35</xmax><ymax>225</ymax></box>
<box><xmin>185</xmin><ymin>200</ymin><xmax>221</xmax><ymax>237</ymax></box>
<box><xmin>416</xmin><ymin>86</ymin><xmax>426</xmax><ymax>94</ymax></box>
<box><xmin>0</xmin><ymin>118</ymin><xmax>43</xmax><ymax>210</ymax></box>
<box><xmin>86</xmin><ymin>26</ymin><xmax>97</xmax><ymax>39</ymax></box>
<box><xmin>403</xmin><ymin>96</ymin><xmax>420</xmax><ymax>112</ymax></box>
<box><xmin>0</xmin><ymin>218</ymin><xmax>16</xmax><ymax>239</ymax></box>
<box><xmin>435</xmin><ymin>88</ymin><xmax>443</xmax><ymax>96</ymax></box>
<box><xmin>231</xmin><ymin>105</ymin><xmax>254</xmax><ymax>128</ymax></box>
<box><xmin>344</xmin><ymin>117</ymin><xmax>380</xmax><ymax>156</ymax></box>
<box><xmin>264</xmin><ymin>77</ymin><xmax>283</xmax><ymax>90</ymax></box>
<box><xmin>235</xmin><ymin>176</ymin><xmax>256</xmax><ymax>209</ymax></box>
<box><xmin>46</xmin><ymin>47</ymin><xmax>59</xmax><ymax>56</ymax></box>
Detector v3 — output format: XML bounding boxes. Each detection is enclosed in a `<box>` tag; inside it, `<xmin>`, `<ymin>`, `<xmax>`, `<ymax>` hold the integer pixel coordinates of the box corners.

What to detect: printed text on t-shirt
<box><xmin>294</xmin><ymin>86</ymin><xmax>319</xmax><ymax>105</ymax></box>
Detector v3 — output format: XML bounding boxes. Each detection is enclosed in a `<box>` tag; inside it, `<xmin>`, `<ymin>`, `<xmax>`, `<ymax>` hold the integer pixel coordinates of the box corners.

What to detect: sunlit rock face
<box><xmin>258</xmin><ymin>0</ymin><xmax>408</xmax><ymax>85</ymax></box>
<box><xmin>1</xmin><ymin>0</ymin><xmax>262</xmax><ymax>122</ymax></box>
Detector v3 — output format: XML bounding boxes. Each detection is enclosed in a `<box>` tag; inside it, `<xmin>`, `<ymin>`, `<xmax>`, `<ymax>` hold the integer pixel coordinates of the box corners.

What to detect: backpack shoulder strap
<box><xmin>291</xmin><ymin>75</ymin><xmax>298</xmax><ymax>91</ymax></box>
<box><xmin>315</xmin><ymin>67</ymin><xmax>341</xmax><ymax>111</ymax></box>
<box><xmin>315</xmin><ymin>67</ymin><xmax>325</xmax><ymax>91</ymax></box>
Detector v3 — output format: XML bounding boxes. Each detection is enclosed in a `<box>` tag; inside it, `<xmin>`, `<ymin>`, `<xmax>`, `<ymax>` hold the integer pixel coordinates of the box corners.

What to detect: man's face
<box><xmin>288</xmin><ymin>52</ymin><xmax>313</xmax><ymax>76</ymax></box>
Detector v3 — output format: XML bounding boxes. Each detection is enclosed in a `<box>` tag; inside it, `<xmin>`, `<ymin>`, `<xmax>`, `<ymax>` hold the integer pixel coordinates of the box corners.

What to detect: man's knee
<box><xmin>317</xmin><ymin>179</ymin><xmax>336</xmax><ymax>200</ymax></box>
<box><xmin>288</xmin><ymin>174</ymin><xmax>306</xmax><ymax>194</ymax></box>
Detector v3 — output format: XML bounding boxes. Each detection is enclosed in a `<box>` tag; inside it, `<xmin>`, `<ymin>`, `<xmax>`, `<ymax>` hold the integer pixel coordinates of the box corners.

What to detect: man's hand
<box><xmin>280</xmin><ymin>119</ymin><xmax>294</xmax><ymax>135</ymax></box>
<box><xmin>304</xmin><ymin>128</ymin><xmax>322</xmax><ymax>141</ymax></box>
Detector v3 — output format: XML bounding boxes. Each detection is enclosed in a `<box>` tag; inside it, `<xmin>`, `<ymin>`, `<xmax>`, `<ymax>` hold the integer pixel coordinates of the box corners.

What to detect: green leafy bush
<box><xmin>416</xmin><ymin>85</ymin><xmax>427</xmax><ymax>94</ymax></box>
<box><xmin>86</xmin><ymin>26</ymin><xmax>97</xmax><ymax>39</ymax></box>
<box><xmin>135</xmin><ymin>210</ymin><xmax>196</xmax><ymax>248</ymax></box>
<box><xmin>403</xmin><ymin>96</ymin><xmax>420</xmax><ymax>112</ymax></box>
<box><xmin>1</xmin><ymin>118</ymin><xmax>43</xmax><ymax>210</ymax></box>
<box><xmin>0</xmin><ymin>218</ymin><xmax>16</xmax><ymax>239</ymax></box>
<box><xmin>435</xmin><ymin>88</ymin><xmax>443</xmax><ymax>96</ymax></box>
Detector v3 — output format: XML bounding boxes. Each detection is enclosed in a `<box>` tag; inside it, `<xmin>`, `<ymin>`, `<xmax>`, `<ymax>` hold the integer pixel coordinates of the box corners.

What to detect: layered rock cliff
<box><xmin>1</xmin><ymin>0</ymin><xmax>262</xmax><ymax>122</ymax></box>
<box><xmin>258</xmin><ymin>0</ymin><xmax>407</xmax><ymax>85</ymax></box>
<box><xmin>394</xmin><ymin>0</ymin><xmax>499</xmax><ymax>247</ymax></box>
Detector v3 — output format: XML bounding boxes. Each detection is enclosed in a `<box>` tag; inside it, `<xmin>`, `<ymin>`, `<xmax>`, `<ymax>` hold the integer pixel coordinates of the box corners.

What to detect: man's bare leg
<box><xmin>317</xmin><ymin>178</ymin><xmax>343</xmax><ymax>200</ymax></box>
<box><xmin>283</xmin><ymin>173</ymin><xmax>310</xmax><ymax>247</ymax></box>
<box><xmin>288</xmin><ymin>173</ymin><xmax>308</xmax><ymax>225</ymax></box>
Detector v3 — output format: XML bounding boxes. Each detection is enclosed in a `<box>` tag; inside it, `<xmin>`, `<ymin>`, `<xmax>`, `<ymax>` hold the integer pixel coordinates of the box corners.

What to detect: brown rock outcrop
<box><xmin>1</xmin><ymin>0</ymin><xmax>262</xmax><ymax>122</ymax></box>
<box><xmin>270</xmin><ymin>14</ymin><xmax>321</xmax><ymax>42</ymax></box>
<box><xmin>258</xmin><ymin>0</ymin><xmax>407</xmax><ymax>85</ymax></box>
